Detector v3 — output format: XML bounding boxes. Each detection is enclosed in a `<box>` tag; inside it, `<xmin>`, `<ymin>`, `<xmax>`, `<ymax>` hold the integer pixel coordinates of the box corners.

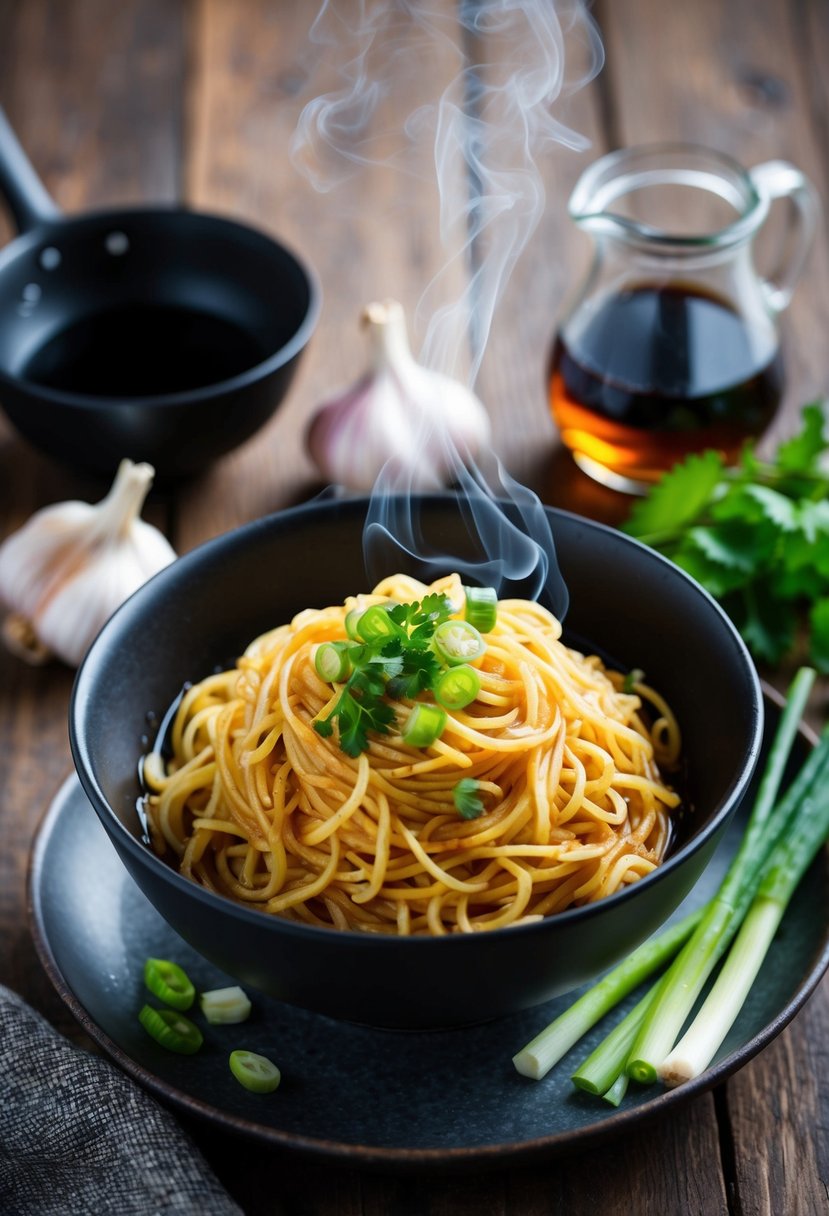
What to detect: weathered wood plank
<box><xmin>724</xmin><ymin>984</ymin><xmax>829</xmax><ymax>1215</ymax></box>
<box><xmin>469</xmin><ymin>6</ymin><xmax>606</xmax><ymax>490</ymax></box>
<box><xmin>177</xmin><ymin>0</ymin><xmax>486</xmax><ymax>549</ymax></box>
<box><xmin>193</xmin><ymin>1091</ymin><xmax>728</xmax><ymax>1216</ymax></box>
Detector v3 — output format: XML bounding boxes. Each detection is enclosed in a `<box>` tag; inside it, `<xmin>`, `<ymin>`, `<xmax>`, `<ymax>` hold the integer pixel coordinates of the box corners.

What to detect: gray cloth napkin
<box><xmin>0</xmin><ymin>984</ymin><xmax>242</xmax><ymax>1216</ymax></box>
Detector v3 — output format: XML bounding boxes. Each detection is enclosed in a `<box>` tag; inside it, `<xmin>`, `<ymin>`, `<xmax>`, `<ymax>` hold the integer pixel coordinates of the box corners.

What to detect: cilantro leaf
<box><xmin>777</xmin><ymin>402</ymin><xmax>827</xmax><ymax>474</ymax></box>
<box><xmin>738</xmin><ymin>586</ymin><xmax>797</xmax><ymax>665</ymax></box>
<box><xmin>687</xmin><ymin>525</ymin><xmax>757</xmax><ymax>572</ymax></box>
<box><xmin>314</xmin><ymin>592</ymin><xmax>460</xmax><ymax>755</ymax></box>
<box><xmin>624</xmin><ymin>450</ymin><xmax>724</xmax><ymax>540</ymax></box>
<box><xmin>672</xmin><ymin>548</ymin><xmax>747</xmax><ymax>599</ymax></box>
<box><xmin>453</xmin><ymin>778</ymin><xmax>486</xmax><ymax>820</ymax></box>
<box><xmin>809</xmin><ymin>599</ymin><xmax>829</xmax><ymax>673</ymax></box>
<box><xmin>623</xmin><ymin>402</ymin><xmax>829</xmax><ymax>670</ymax></box>
<box><xmin>742</xmin><ymin>484</ymin><xmax>800</xmax><ymax>532</ymax></box>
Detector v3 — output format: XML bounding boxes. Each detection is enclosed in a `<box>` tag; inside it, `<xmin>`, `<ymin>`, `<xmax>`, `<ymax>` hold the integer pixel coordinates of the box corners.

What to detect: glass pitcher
<box><xmin>549</xmin><ymin>144</ymin><xmax>818</xmax><ymax>491</ymax></box>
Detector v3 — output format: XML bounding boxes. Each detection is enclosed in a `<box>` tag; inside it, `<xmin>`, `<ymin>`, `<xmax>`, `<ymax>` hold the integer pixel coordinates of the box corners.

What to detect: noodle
<box><xmin>143</xmin><ymin>574</ymin><xmax>681</xmax><ymax>935</ymax></box>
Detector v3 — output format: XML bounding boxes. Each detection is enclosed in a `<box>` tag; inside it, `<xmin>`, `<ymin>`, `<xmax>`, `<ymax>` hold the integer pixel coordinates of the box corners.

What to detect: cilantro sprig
<box><xmin>313</xmin><ymin>593</ymin><xmax>453</xmax><ymax>757</ymax></box>
<box><xmin>623</xmin><ymin>402</ymin><xmax>829</xmax><ymax>669</ymax></box>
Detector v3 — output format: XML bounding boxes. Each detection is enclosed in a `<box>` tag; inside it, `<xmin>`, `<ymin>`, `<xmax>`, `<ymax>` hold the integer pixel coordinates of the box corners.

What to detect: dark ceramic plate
<box><xmin>28</xmin><ymin>695</ymin><xmax>829</xmax><ymax>1168</ymax></box>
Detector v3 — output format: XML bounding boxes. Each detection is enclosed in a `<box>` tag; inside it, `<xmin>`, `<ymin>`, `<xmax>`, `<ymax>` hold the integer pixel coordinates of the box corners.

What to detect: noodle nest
<box><xmin>144</xmin><ymin>574</ymin><xmax>681</xmax><ymax>935</ymax></box>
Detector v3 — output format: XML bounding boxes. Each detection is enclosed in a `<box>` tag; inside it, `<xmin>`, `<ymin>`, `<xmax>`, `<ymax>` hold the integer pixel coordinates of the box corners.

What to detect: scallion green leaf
<box><xmin>314</xmin><ymin>641</ymin><xmax>352</xmax><ymax>683</ymax></box>
<box><xmin>402</xmin><ymin>703</ymin><xmax>446</xmax><ymax>748</ymax></box>
<box><xmin>355</xmin><ymin>605</ymin><xmax>405</xmax><ymax>643</ymax></box>
<box><xmin>138</xmin><ymin>1005</ymin><xmax>203</xmax><ymax>1054</ymax></box>
<box><xmin>229</xmin><ymin>1049</ymin><xmax>281</xmax><ymax>1093</ymax></box>
<box><xmin>464</xmin><ymin>585</ymin><xmax>498</xmax><ymax>632</ymax></box>
<box><xmin>143</xmin><ymin>958</ymin><xmax>195</xmax><ymax>1011</ymax></box>
<box><xmin>435</xmin><ymin>664</ymin><xmax>481</xmax><ymax>710</ymax></box>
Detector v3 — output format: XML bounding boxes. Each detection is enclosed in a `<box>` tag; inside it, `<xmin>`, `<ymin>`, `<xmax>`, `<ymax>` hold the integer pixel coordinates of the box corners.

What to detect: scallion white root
<box><xmin>512</xmin><ymin>908</ymin><xmax>702</xmax><ymax>1080</ymax></box>
<box><xmin>200</xmin><ymin>986</ymin><xmax>252</xmax><ymax>1025</ymax></box>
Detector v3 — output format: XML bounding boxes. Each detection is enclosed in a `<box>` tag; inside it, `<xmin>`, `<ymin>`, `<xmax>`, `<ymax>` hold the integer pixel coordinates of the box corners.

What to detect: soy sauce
<box><xmin>550</xmin><ymin>283</ymin><xmax>783</xmax><ymax>485</ymax></box>
<box><xmin>22</xmin><ymin>304</ymin><xmax>268</xmax><ymax>398</ymax></box>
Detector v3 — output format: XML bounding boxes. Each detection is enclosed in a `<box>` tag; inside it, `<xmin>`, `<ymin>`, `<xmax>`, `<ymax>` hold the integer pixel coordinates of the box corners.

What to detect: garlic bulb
<box><xmin>307</xmin><ymin>299</ymin><xmax>491</xmax><ymax>491</ymax></box>
<box><xmin>0</xmin><ymin>459</ymin><xmax>176</xmax><ymax>667</ymax></box>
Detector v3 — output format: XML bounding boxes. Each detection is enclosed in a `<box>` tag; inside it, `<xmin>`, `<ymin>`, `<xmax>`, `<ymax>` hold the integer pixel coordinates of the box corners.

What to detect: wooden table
<box><xmin>1</xmin><ymin>1</ymin><xmax>828</xmax><ymax>1211</ymax></box>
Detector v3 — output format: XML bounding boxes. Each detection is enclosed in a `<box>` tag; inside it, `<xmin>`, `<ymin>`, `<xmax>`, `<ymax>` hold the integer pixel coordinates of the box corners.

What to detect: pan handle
<box><xmin>0</xmin><ymin>106</ymin><xmax>60</xmax><ymax>233</ymax></box>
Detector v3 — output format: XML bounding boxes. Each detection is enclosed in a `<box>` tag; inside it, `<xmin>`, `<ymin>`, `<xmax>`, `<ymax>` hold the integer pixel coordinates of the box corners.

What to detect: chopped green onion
<box><xmin>402</xmin><ymin>703</ymin><xmax>447</xmax><ymax>748</ymax></box>
<box><xmin>314</xmin><ymin>641</ymin><xmax>353</xmax><ymax>683</ymax></box>
<box><xmin>229</xmin><ymin>1049</ymin><xmax>281</xmax><ymax>1093</ymax></box>
<box><xmin>453</xmin><ymin>777</ymin><xmax>486</xmax><ymax>820</ymax></box>
<box><xmin>143</xmin><ymin>958</ymin><xmax>195</xmax><ymax>1011</ymax></box>
<box><xmin>464</xmin><ymin>585</ymin><xmax>498</xmax><ymax>633</ymax></box>
<box><xmin>435</xmin><ymin>664</ymin><xmax>481</xmax><ymax>710</ymax></box>
<box><xmin>344</xmin><ymin>608</ymin><xmax>364</xmax><ymax>639</ymax></box>
<box><xmin>622</xmin><ymin>667</ymin><xmax>645</xmax><ymax>694</ymax></box>
<box><xmin>432</xmin><ymin>620</ymin><xmax>485</xmax><ymax>666</ymax></box>
<box><xmin>138</xmin><ymin>1005</ymin><xmax>203</xmax><ymax>1054</ymax></box>
<box><xmin>200</xmin><ymin>985</ymin><xmax>252</xmax><ymax>1025</ymax></box>
<box><xmin>356</xmin><ymin>604</ymin><xmax>405</xmax><ymax>643</ymax></box>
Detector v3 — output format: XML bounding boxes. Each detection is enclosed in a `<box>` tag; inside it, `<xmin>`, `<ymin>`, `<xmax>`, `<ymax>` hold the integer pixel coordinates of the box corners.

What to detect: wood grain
<box><xmin>177</xmin><ymin>0</ymin><xmax>475</xmax><ymax>548</ymax></box>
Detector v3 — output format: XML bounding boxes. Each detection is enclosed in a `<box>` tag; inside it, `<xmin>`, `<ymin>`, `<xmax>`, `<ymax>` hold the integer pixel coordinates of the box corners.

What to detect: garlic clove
<box><xmin>307</xmin><ymin>299</ymin><xmax>491</xmax><ymax>492</ymax></box>
<box><xmin>0</xmin><ymin>459</ymin><xmax>177</xmax><ymax>668</ymax></box>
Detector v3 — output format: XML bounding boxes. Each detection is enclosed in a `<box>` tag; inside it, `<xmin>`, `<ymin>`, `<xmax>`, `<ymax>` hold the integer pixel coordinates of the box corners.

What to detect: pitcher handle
<box><xmin>748</xmin><ymin>160</ymin><xmax>819</xmax><ymax>314</ymax></box>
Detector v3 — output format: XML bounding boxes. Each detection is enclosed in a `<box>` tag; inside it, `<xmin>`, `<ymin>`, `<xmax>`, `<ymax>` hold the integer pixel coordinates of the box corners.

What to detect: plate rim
<box><xmin>26</xmin><ymin>688</ymin><xmax>829</xmax><ymax>1168</ymax></box>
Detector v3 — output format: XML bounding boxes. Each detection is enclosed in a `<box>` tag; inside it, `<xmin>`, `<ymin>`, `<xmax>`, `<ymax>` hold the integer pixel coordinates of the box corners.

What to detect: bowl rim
<box><xmin>69</xmin><ymin>496</ymin><xmax>765</xmax><ymax>948</ymax></box>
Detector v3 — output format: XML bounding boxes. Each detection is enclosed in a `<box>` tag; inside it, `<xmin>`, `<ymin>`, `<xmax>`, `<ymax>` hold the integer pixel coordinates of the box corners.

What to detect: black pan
<box><xmin>0</xmin><ymin>107</ymin><xmax>320</xmax><ymax>479</ymax></box>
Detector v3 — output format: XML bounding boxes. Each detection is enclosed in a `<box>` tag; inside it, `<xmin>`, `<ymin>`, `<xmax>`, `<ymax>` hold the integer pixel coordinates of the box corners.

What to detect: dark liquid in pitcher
<box><xmin>22</xmin><ymin>305</ymin><xmax>268</xmax><ymax>398</ymax></box>
<box><xmin>550</xmin><ymin>283</ymin><xmax>783</xmax><ymax>486</ymax></box>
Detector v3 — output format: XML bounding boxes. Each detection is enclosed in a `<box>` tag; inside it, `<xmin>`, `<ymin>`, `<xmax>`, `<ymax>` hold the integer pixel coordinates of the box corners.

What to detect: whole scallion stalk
<box><xmin>660</xmin><ymin>763</ymin><xmax>829</xmax><ymax>1085</ymax></box>
<box><xmin>626</xmin><ymin>666</ymin><xmax>817</xmax><ymax>1083</ymax></box>
<box><xmin>512</xmin><ymin>907</ymin><xmax>703</xmax><ymax>1080</ymax></box>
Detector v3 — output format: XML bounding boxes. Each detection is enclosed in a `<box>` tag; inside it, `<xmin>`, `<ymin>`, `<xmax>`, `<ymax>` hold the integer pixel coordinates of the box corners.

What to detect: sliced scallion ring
<box><xmin>435</xmin><ymin>664</ymin><xmax>481</xmax><ymax>710</ymax></box>
<box><xmin>143</xmin><ymin>958</ymin><xmax>195</xmax><ymax>1010</ymax></box>
<box><xmin>402</xmin><ymin>702</ymin><xmax>447</xmax><ymax>748</ymax></box>
<box><xmin>200</xmin><ymin>985</ymin><xmax>252</xmax><ymax>1025</ymax></box>
<box><xmin>433</xmin><ymin>619</ymin><xmax>486</xmax><ymax>666</ymax></box>
<box><xmin>464</xmin><ymin>585</ymin><xmax>498</xmax><ymax>633</ymax></box>
<box><xmin>355</xmin><ymin>604</ymin><xmax>405</xmax><ymax>643</ymax></box>
<box><xmin>138</xmin><ymin>1005</ymin><xmax>203</xmax><ymax>1054</ymax></box>
<box><xmin>314</xmin><ymin>641</ymin><xmax>353</xmax><ymax>683</ymax></box>
<box><xmin>344</xmin><ymin>608</ymin><xmax>364</xmax><ymax>639</ymax></box>
<box><xmin>229</xmin><ymin>1049</ymin><xmax>281</xmax><ymax>1093</ymax></box>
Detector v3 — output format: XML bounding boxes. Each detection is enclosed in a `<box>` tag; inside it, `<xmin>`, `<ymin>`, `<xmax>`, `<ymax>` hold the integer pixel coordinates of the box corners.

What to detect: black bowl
<box><xmin>69</xmin><ymin>498</ymin><xmax>763</xmax><ymax>1028</ymax></box>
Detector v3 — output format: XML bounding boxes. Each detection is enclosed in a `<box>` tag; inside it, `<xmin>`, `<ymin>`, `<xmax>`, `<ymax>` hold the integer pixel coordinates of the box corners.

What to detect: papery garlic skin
<box><xmin>0</xmin><ymin>459</ymin><xmax>176</xmax><ymax>667</ymax></box>
<box><xmin>307</xmin><ymin>299</ymin><xmax>491</xmax><ymax>492</ymax></box>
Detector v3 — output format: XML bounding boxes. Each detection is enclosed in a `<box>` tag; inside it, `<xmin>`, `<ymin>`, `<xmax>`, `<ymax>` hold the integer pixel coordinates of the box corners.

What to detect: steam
<box><xmin>292</xmin><ymin>0</ymin><xmax>603</xmax><ymax>382</ymax></box>
<box><xmin>291</xmin><ymin>0</ymin><xmax>604</xmax><ymax>618</ymax></box>
<box><xmin>364</xmin><ymin>452</ymin><xmax>571</xmax><ymax>612</ymax></box>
